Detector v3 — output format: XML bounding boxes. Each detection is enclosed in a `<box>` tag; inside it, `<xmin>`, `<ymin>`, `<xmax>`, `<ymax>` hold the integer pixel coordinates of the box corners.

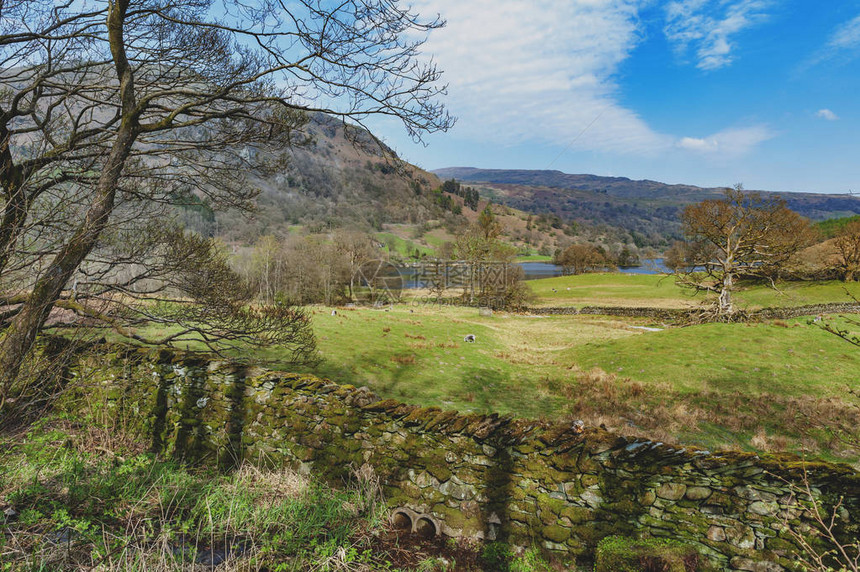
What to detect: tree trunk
<box><xmin>0</xmin><ymin>123</ymin><xmax>28</xmax><ymax>275</ymax></box>
<box><xmin>0</xmin><ymin>124</ymin><xmax>136</xmax><ymax>402</ymax></box>
<box><xmin>0</xmin><ymin>0</ymin><xmax>136</xmax><ymax>408</ymax></box>
<box><xmin>718</xmin><ymin>273</ymin><xmax>734</xmax><ymax>315</ymax></box>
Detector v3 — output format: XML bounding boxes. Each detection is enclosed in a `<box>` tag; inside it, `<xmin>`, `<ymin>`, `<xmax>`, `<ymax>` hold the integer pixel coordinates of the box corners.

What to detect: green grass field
<box><xmin>374</xmin><ymin>232</ymin><xmax>435</xmax><ymax>259</ymax></box>
<box><xmin>254</xmin><ymin>297</ymin><xmax>859</xmax><ymax>462</ymax></box>
<box><xmin>514</xmin><ymin>254</ymin><xmax>553</xmax><ymax>262</ymax></box>
<box><xmin>528</xmin><ymin>272</ymin><xmax>860</xmax><ymax>309</ymax></box>
<box><xmin>528</xmin><ymin>273</ymin><xmax>692</xmax><ymax>307</ymax></box>
<box><xmin>292</xmin><ymin>304</ymin><xmax>860</xmax><ymax>404</ymax></box>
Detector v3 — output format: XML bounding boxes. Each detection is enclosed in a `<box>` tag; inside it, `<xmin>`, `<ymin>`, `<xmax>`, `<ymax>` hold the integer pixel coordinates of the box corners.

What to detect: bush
<box><xmin>594</xmin><ymin>536</ymin><xmax>704</xmax><ymax>572</ymax></box>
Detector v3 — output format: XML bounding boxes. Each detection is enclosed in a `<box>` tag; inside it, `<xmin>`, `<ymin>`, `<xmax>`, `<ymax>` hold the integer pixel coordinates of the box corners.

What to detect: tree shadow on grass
<box><xmin>299</xmin><ymin>347</ymin><xmax>561</xmax><ymax>419</ymax></box>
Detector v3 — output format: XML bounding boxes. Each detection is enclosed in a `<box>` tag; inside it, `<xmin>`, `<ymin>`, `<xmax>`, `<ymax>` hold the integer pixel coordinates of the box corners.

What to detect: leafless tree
<box><xmin>673</xmin><ymin>185</ymin><xmax>815</xmax><ymax>317</ymax></box>
<box><xmin>0</xmin><ymin>0</ymin><xmax>453</xmax><ymax>406</ymax></box>
<box><xmin>833</xmin><ymin>219</ymin><xmax>860</xmax><ymax>282</ymax></box>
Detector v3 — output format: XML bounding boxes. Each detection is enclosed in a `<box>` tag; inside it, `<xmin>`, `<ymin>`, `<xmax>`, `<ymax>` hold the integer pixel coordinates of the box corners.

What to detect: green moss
<box><xmin>559</xmin><ymin>506</ymin><xmax>593</xmax><ymax>524</ymax></box>
<box><xmin>595</xmin><ymin>536</ymin><xmax>705</xmax><ymax>572</ymax></box>
<box><xmin>536</xmin><ymin>494</ymin><xmax>566</xmax><ymax>517</ymax></box>
<box><xmin>431</xmin><ymin>503</ymin><xmax>476</xmax><ymax>531</ymax></box>
<box><xmin>425</xmin><ymin>461</ymin><xmax>452</xmax><ymax>482</ymax></box>
<box><xmin>542</xmin><ymin>524</ymin><xmax>571</xmax><ymax>543</ymax></box>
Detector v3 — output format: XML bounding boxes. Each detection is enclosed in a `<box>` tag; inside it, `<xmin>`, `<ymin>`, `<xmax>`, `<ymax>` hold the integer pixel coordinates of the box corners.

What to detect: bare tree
<box><xmin>0</xmin><ymin>0</ymin><xmax>453</xmax><ymax>403</ymax></box>
<box><xmin>833</xmin><ymin>219</ymin><xmax>860</xmax><ymax>282</ymax></box>
<box><xmin>673</xmin><ymin>185</ymin><xmax>815</xmax><ymax>316</ymax></box>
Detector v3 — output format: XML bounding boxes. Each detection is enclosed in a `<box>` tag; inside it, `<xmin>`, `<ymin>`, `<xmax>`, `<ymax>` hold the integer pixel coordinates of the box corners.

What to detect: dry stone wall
<box><xmin>69</xmin><ymin>346</ymin><xmax>860</xmax><ymax>571</ymax></box>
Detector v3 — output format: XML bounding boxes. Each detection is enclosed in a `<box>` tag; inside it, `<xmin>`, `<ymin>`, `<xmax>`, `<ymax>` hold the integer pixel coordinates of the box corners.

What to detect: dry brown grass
<box><xmin>560</xmin><ymin>367</ymin><xmax>860</xmax><ymax>457</ymax></box>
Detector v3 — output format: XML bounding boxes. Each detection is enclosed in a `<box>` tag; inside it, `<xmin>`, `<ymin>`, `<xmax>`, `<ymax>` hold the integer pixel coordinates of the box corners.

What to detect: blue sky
<box><xmin>365</xmin><ymin>1</ymin><xmax>860</xmax><ymax>194</ymax></box>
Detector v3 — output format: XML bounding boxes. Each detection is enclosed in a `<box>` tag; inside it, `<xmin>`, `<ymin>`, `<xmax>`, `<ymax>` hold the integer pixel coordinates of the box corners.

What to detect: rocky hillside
<box><xmin>200</xmin><ymin>113</ymin><xmax>445</xmax><ymax>242</ymax></box>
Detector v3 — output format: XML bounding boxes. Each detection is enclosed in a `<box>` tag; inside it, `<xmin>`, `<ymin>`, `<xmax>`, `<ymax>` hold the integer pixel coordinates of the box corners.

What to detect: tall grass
<box><xmin>0</xmin><ymin>417</ymin><xmax>389</xmax><ymax>571</ymax></box>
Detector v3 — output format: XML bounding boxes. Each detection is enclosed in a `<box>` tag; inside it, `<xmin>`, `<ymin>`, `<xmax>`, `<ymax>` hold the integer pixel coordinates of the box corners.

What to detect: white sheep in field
<box><xmin>463</xmin><ymin>334</ymin><xmax>476</xmax><ymax>343</ymax></box>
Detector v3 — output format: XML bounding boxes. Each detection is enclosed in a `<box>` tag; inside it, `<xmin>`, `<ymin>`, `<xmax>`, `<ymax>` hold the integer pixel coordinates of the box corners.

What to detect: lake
<box><xmin>518</xmin><ymin>258</ymin><xmax>669</xmax><ymax>280</ymax></box>
<box><xmin>396</xmin><ymin>259</ymin><xmax>670</xmax><ymax>288</ymax></box>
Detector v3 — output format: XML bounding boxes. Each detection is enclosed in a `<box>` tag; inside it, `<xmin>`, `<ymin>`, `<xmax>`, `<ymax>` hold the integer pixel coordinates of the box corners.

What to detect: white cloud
<box><xmin>804</xmin><ymin>14</ymin><xmax>860</xmax><ymax>68</ymax></box>
<box><xmin>664</xmin><ymin>0</ymin><xmax>773</xmax><ymax>70</ymax></box>
<box><xmin>394</xmin><ymin>1</ymin><xmax>773</xmax><ymax>161</ymax></box>
<box><xmin>828</xmin><ymin>15</ymin><xmax>860</xmax><ymax>51</ymax></box>
<box><xmin>676</xmin><ymin>126</ymin><xmax>774</xmax><ymax>156</ymax></box>
<box><xmin>816</xmin><ymin>108</ymin><xmax>839</xmax><ymax>121</ymax></box>
<box><xmin>410</xmin><ymin>0</ymin><xmax>673</xmax><ymax>155</ymax></box>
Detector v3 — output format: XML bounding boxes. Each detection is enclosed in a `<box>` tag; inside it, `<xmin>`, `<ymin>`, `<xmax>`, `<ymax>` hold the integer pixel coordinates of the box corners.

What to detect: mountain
<box><xmin>206</xmin><ymin>113</ymin><xmax>446</xmax><ymax>242</ymax></box>
<box><xmin>433</xmin><ymin>168</ymin><xmax>723</xmax><ymax>200</ymax></box>
<box><xmin>433</xmin><ymin>168</ymin><xmax>860</xmax><ymax>248</ymax></box>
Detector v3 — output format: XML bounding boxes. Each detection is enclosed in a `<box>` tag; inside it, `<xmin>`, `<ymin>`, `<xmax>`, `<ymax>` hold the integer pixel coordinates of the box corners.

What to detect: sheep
<box><xmin>463</xmin><ymin>334</ymin><xmax>476</xmax><ymax>343</ymax></box>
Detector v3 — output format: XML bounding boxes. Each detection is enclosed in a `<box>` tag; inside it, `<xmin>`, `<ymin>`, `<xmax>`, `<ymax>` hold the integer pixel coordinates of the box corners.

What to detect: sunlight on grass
<box><xmin>528</xmin><ymin>272</ymin><xmax>860</xmax><ymax>309</ymax></box>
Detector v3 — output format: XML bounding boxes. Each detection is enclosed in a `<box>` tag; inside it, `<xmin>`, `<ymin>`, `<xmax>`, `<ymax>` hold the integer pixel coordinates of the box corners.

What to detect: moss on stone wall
<box><xmin>64</xmin><ymin>344</ymin><xmax>860</xmax><ymax>571</ymax></box>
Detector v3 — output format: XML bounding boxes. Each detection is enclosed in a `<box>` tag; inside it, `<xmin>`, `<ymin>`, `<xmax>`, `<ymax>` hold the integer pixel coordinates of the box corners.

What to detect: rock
<box><xmin>706</xmin><ymin>525</ymin><xmax>726</xmax><ymax>542</ymax></box>
<box><xmin>733</xmin><ymin>486</ymin><xmax>776</xmax><ymax>502</ymax></box>
<box><xmin>656</xmin><ymin>482</ymin><xmax>687</xmax><ymax>500</ymax></box>
<box><xmin>414</xmin><ymin>471</ymin><xmax>439</xmax><ymax>489</ymax></box>
<box><xmin>482</xmin><ymin>444</ymin><xmax>497</xmax><ymax>457</ymax></box>
<box><xmin>560</xmin><ymin>506</ymin><xmax>593</xmax><ymax>524</ymax></box>
<box><xmin>581</xmin><ymin>474</ymin><xmax>600</xmax><ymax>487</ymax></box>
<box><xmin>725</xmin><ymin>523</ymin><xmax>756</xmax><ymax>549</ymax></box>
<box><xmin>460</xmin><ymin>500</ymin><xmax>480</xmax><ymax>519</ymax></box>
<box><xmin>580</xmin><ymin>489</ymin><xmax>604</xmax><ymax>509</ymax></box>
<box><xmin>748</xmin><ymin>501</ymin><xmax>779</xmax><ymax>516</ymax></box>
<box><xmin>685</xmin><ymin>486</ymin><xmax>712</xmax><ymax>500</ymax></box>
<box><xmin>543</xmin><ymin>540</ymin><xmax>567</xmax><ymax>551</ymax></box>
<box><xmin>729</xmin><ymin>557</ymin><xmax>784</xmax><ymax>571</ymax></box>
<box><xmin>439</xmin><ymin>477</ymin><xmax>475</xmax><ymax>501</ymax></box>
<box><xmin>3</xmin><ymin>507</ymin><xmax>17</xmax><ymax>522</ymax></box>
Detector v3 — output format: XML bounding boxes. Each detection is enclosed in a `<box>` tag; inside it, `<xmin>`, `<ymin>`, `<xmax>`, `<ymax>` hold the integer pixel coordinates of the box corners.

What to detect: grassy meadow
<box><xmin>253</xmin><ymin>271</ymin><xmax>860</xmax><ymax>463</ymax></box>
<box><xmin>528</xmin><ymin>272</ymin><xmax>860</xmax><ymax>309</ymax></box>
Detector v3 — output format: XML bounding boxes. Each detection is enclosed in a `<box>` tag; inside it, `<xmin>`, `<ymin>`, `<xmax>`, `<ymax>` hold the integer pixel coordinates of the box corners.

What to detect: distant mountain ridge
<box><xmin>432</xmin><ymin>167</ymin><xmax>860</xmax><ymax>249</ymax></box>
<box><xmin>434</xmin><ymin>167</ymin><xmax>860</xmax><ymax>221</ymax></box>
<box><xmin>433</xmin><ymin>167</ymin><xmax>724</xmax><ymax>200</ymax></box>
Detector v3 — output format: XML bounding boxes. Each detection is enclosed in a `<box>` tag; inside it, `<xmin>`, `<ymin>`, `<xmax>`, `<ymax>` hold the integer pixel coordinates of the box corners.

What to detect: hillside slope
<box><xmin>209</xmin><ymin>113</ymin><xmax>445</xmax><ymax>242</ymax></box>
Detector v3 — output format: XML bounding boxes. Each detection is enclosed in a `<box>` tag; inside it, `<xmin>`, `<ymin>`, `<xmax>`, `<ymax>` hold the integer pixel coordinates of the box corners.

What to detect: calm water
<box><xmin>397</xmin><ymin>259</ymin><xmax>669</xmax><ymax>287</ymax></box>
<box><xmin>518</xmin><ymin>258</ymin><xmax>669</xmax><ymax>280</ymax></box>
